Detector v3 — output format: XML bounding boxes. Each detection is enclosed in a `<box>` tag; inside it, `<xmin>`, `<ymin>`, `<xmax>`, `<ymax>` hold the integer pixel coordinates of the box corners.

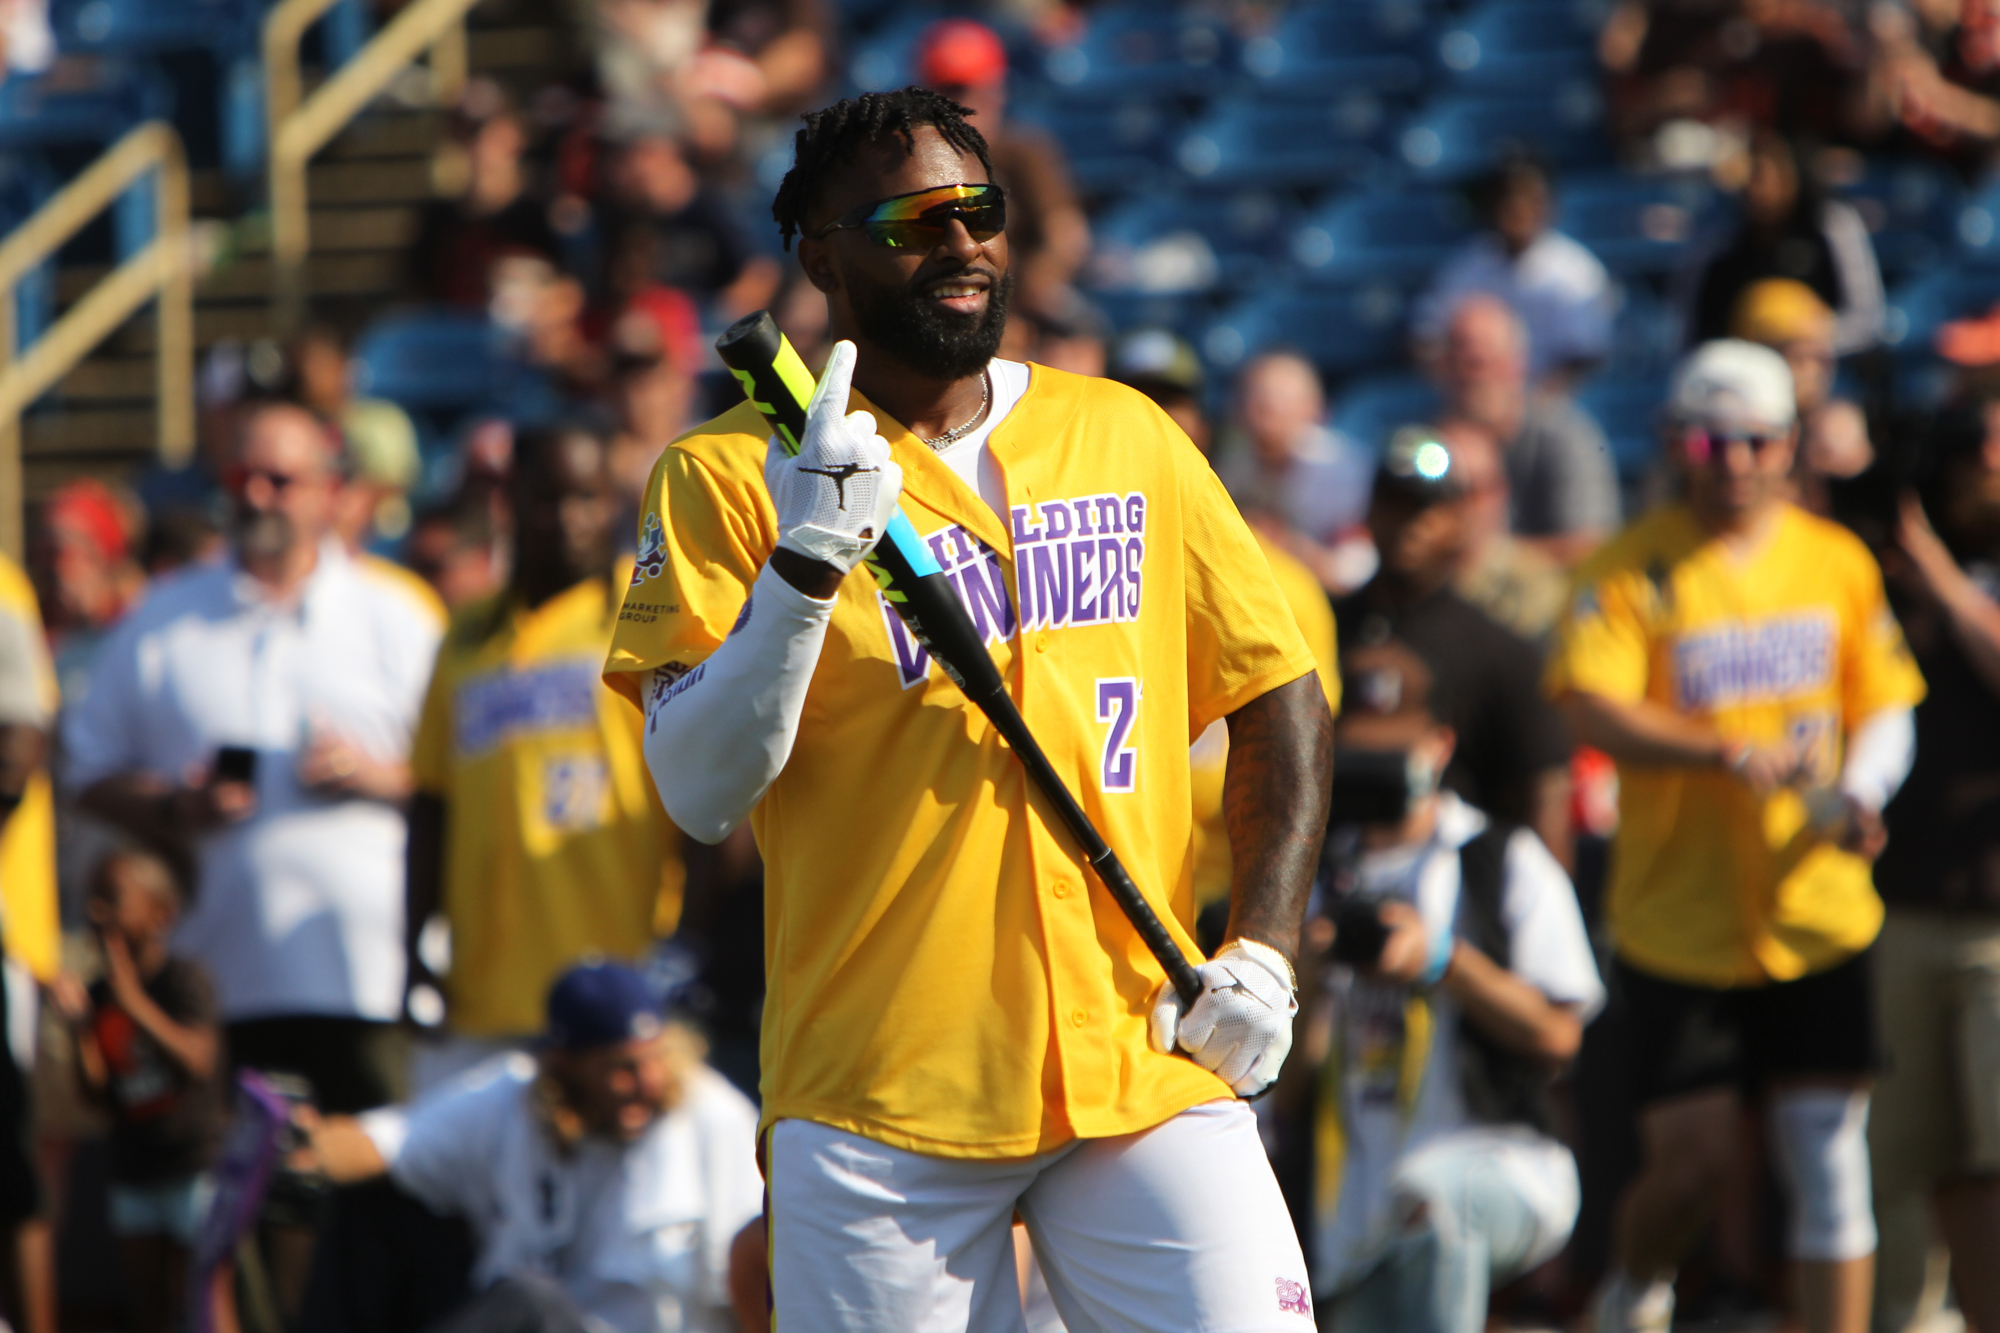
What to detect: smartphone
<box><xmin>215</xmin><ymin>745</ymin><xmax>258</xmax><ymax>784</ymax></box>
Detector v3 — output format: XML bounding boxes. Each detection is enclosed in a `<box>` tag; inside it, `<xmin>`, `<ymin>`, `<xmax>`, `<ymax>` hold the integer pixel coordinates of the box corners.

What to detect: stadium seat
<box><xmin>1830</xmin><ymin>158</ymin><xmax>1963</xmax><ymax>280</ymax></box>
<box><xmin>1397</xmin><ymin>91</ymin><xmax>1610</xmax><ymax>182</ymax></box>
<box><xmin>0</xmin><ymin>155</ymin><xmax>55</xmax><ymax>349</ymax></box>
<box><xmin>1174</xmin><ymin>96</ymin><xmax>1396</xmax><ymax>191</ymax></box>
<box><xmin>352</xmin><ymin>309</ymin><xmax>560</xmax><ymax>426</ymax></box>
<box><xmin>1199</xmin><ymin>284</ymin><xmax>1412</xmax><ymax>382</ymax></box>
<box><xmin>1089</xmin><ymin>188</ymin><xmax>1297</xmax><ymax>292</ymax></box>
<box><xmin>1240</xmin><ymin>0</ymin><xmax>1435</xmax><ymax>98</ymax></box>
<box><xmin>1881</xmin><ymin>266</ymin><xmax>2000</xmax><ymax>359</ymax></box>
<box><xmin>1575</xmin><ymin>375</ymin><xmax>1665</xmax><ymax>480</ymax></box>
<box><xmin>51</xmin><ymin>0</ymin><xmax>253</xmax><ymax>56</ymax></box>
<box><xmin>1289</xmin><ymin>188</ymin><xmax>1476</xmax><ymax>286</ymax></box>
<box><xmin>1555</xmin><ymin>171</ymin><xmax>1724</xmax><ymax>278</ymax></box>
<box><xmin>1009</xmin><ymin>96</ymin><xmax>1186</xmax><ymax>196</ymax></box>
<box><xmin>1036</xmin><ymin>6</ymin><xmax>1236</xmax><ymax>99</ymax></box>
<box><xmin>0</xmin><ymin>61</ymin><xmax>171</xmax><ymax>152</ymax></box>
<box><xmin>1433</xmin><ymin>0</ymin><xmax>1600</xmax><ymax>93</ymax></box>
<box><xmin>1946</xmin><ymin>177</ymin><xmax>2000</xmax><ymax>271</ymax></box>
<box><xmin>1330</xmin><ymin>373</ymin><xmax>1442</xmax><ymax>453</ymax></box>
<box><xmin>1604</xmin><ymin>286</ymin><xmax>1683</xmax><ymax>377</ymax></box>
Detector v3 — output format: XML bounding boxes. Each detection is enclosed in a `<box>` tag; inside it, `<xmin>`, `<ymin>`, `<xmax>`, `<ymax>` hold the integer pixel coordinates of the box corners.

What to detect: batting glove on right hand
<box><xmin>1148</xmin><ymin>938</ymin><xmax>1298</xmax><ymax>1098</ymax></box>
<box><xmin>764</xmin><ymin>340</ymin><xmax>902</xmax><ymax>577</ymax></box>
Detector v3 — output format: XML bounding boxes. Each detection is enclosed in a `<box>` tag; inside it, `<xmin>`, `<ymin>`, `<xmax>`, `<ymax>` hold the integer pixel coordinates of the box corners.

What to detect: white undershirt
<box><xmin>925</xmin><ymin>359</ymin><xmax>1029</xmax><ymax>519</ymax></box>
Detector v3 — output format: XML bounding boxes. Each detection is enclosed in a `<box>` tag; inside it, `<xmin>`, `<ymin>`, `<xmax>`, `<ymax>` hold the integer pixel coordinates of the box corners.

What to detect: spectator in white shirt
<box><xmin>298</xmin><ymin>960</ymin><xmax>764</xmax><ymax>1333</ymax></box>
<box><xmin>64</xmin><ymin>401</ymin><xmax>442</xmax><ymax>1115</ymax></box>
<box><xmin>1414</xmin><ymin>159</ymin><xmax>1615</xmax><ymax>384</ymax></box>
<box><xmin>1304</xmin><ymin>639</ymin><xmax>1603</xmax><ymax>1326</ymax></box>
<box><xmin>1217</xmin><ymin>350</ymin><xmax>1378</xmax><ymax>592</ymax></box>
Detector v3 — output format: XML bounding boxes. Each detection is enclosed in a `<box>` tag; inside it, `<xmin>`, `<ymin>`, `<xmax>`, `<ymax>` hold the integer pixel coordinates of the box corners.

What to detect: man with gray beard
<box><xmin>65</xmin><ymin>402</ymin><xmax>442</xmax><ymax>1116</ymax></box>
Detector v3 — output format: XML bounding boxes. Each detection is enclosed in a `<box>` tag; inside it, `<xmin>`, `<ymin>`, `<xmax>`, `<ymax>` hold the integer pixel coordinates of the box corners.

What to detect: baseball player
<box><xmin>1548</xmin><ymin>341</ymin><xmax>1925</xmax><ymax>1333</ymax></box>
<box><xmin>603</xmin><ymin>88</ymin><xmax>1334</xmax><ymax>1330</ymax></box>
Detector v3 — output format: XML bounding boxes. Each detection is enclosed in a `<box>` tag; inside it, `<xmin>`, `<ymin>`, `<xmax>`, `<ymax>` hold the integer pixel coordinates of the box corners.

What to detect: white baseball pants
<box><xmin>767</xmin><ymin>1099</ymin><xmax>1315</xmax><ymax>1332</ymax></box>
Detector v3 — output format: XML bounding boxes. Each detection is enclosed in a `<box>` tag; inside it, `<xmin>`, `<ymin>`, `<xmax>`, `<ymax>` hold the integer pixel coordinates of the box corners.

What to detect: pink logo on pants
<box><xmin>1276</xmin><ymin>1277</ymin><xmax>1312</xmax><ymax>1316</ymax></box>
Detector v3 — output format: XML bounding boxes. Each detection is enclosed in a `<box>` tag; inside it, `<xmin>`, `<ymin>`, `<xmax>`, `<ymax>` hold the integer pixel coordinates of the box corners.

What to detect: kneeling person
<box><xmin>1313</xmin><ymin>640</ymin><xmax>1602</xmax><ymax>1329</ymax></box>
<box><xmin>297</xmin><ymin>961</ymin><xmax>762</xmax><ymax>1333</ymax></box>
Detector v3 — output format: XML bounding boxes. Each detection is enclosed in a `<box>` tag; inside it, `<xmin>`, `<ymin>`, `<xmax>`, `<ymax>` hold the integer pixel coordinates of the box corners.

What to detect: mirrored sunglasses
<box><xmin>815</xmin><ymin>183</ymin><xmax>1006</xmax><ymax>249</ymax></box>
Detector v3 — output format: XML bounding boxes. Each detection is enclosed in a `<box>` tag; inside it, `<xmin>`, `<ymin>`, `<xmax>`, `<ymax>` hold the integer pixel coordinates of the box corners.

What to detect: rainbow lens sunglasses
<box><xmin>814</xmin><ymin>183</ymin><xmax>1007</xmax><ymax>248</ymax></box>
<box><xmin>1681</xmin><ymin>427</ymin><xmax>1787</xmax><ymax>464</ymax></box>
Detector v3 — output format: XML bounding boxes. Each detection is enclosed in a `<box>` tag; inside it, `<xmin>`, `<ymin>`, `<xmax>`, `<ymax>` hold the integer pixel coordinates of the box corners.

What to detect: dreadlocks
<box><xmin>771</xmin><ymin>88</ymin><xmax>994</xmax><ymax>251</ymax></box>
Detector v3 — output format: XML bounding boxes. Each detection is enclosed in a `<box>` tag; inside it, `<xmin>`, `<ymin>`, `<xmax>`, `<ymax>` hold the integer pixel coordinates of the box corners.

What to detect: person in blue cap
<box><xmin>295</xmin><ymin>959</ymin><xmax>762</xmax><ymax>1333</ymax></box>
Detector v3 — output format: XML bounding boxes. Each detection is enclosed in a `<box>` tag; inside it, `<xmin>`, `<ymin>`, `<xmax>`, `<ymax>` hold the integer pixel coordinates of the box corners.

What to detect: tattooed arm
<box><xmin>1220</xmin><ymin>672</ymin><xmax>1335</xmax><ymax>968</ymax></box>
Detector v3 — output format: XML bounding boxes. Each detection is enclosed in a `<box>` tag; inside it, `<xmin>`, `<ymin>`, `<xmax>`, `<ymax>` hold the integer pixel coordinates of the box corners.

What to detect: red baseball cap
<box><xmin>918</xmin><ymin>19</ymin><xmax>1007</xmax><ymax>90</ymax></box>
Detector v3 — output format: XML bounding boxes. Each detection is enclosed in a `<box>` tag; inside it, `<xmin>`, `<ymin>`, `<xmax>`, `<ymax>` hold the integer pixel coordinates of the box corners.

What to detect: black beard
<box><xmin>232</xmin><ymin>507</ymin><xmax>296</xmax><ymax>564</ymax></box>
<box><xmin>850</xmin><ymin>269</ymin><xmax>1012</xmax><ymax>382</ymax></box>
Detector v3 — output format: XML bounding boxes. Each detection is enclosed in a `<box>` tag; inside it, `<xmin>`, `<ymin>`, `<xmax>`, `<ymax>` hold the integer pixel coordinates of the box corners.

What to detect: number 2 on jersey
<box><xmin>1096</xmin><ymin>678</ymin><xmax>1140</xmax><ymax>792</ymax></box>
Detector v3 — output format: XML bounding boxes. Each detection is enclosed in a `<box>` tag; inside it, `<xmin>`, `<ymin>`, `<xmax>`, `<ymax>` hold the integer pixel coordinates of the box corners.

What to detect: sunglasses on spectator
<box><xmin>1681</xmin><ymin>428</ymin><xmax>1788</xmax><ymax>464</ymax></box>
<box><xmin>226</xmin><ymin>465</ymin><xmax>313</xmax><ymax>494</ymax></box>
<box><xmin>814</xmin><ymin>183</ymin><xmax>1006</xmax><ymax>249</ymax></box>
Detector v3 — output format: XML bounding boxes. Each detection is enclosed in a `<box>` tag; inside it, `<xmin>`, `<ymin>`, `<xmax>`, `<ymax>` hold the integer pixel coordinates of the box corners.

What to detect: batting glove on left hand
<box><xmin>764</xmin><ymin>340</ymin><xmax>902</xmax><ymax>576</ymax></box>
<box><xmin>1148</xmin><ymin>938</ymin><xmax>1298</xmax><ymax>1098</ymax></box>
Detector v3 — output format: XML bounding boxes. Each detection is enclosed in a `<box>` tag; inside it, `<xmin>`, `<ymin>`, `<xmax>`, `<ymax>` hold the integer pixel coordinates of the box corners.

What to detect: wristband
<box><xmin>1418</xmin><ymin>930</ymin><xmax>1455</xmax><ymax>988</ymax></box>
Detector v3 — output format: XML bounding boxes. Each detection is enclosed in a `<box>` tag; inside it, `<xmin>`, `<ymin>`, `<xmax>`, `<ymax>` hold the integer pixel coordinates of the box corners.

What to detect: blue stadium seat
<box><xmin>1330</xmin><ymin>373</ymin><xmax>1441</xmax><ymax>453</ymax></box>
<box><xmin>1199</xmin><ymin>285</ymin><xmax>1412</xmax><ymax>381</ymax></box>
<box><xmin>1036</xmin><ymin>6</ymin><xmax>1235</xmax><ymax>99</ymax></box>
<box><xmin>1575</xmin><ymin>376</ymin><xmax>1665</xmax><ymax>480</ymax></box>
<box><xmin>1945</xmin><ymin>178</ymin><xmax>2000</xmax><ymax>271</ymax></box>
<box><xmin>1881</xmin><ymin>266</ymin><xmax>2000</xmax><ymax>359</ymax></box>
<box><xmin>1289</xmin><ymin>188</ymin><xmax>1475</xmax><ymax>286</ymax></box>
<box><xmin>1830</xmin><ymin>158</ymin><xmax>1963</xmax><ymax>279</ymax></box>
<box><xmin>1240</xmin><ymin>0</ymin><xmax>1435</xmax><ymax>98</ymax></box>
<box><xmin>1604</xmin><ymin>286</ymin><xmax>1683</xmax><ymax>377</ymax></box>
<box><xmin>354</xmin><ymin>310</ymin><xmax>514</xmax><ymax>411</ymax></box>
<box><xmin>1092</xmin><ymin>291</ymin><xmax>1202</xmax><ymax>336</ymax></box>
<box><xmin>1555</xmin><ymin>171</ymin><xmax>1723</xmax><ymax>278</ymax></box>
<box><xmin>1009</xmin><ymin>97</ymin><xmax>1185</xmax><ymax>196</ymax></box>
<box><xmin>51</xmin><ymin>0</ymin><xmax>254</xmax><ymax>55</ymax></box>
<box><xmin>1090</xmin><ymin>188</ymin><xmax>1296</xmax><ymax>292</ymax></box>
<box><xmin>0</xmin><ymin>61</ymin><xmax>170</xmax><ymax>152</ymax></box>
<box><xmin>0</xmin><ymin>155</ymin><xmax>55</xmax><ymax>349</ymax></box>
<box><xmin>1175</xmin><ymin>95</ymin><xmax>1397</xmax><ymax>190</ymax></box>
<box><xmin>1432</xmin><ymin>0</ymin><xmax>1599</xmax><ymax>93</ymax></box>
<box><xmin>1397</xmin><ymin>91</ymin><xmax>1609</xmax><ymax>182</ymax></box>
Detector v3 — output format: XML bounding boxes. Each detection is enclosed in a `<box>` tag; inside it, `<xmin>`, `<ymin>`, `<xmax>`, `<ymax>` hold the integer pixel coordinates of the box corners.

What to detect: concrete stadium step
<box><xmin>51</xmin><ymin>355</ymin><xmax>155</xmax><ymax>405</ymax></box>
<box><xmin>323</xmin><ymin>111</ymin><xmax>446</xmax><ymax>162</ymax></box>
<box><xmin>25</xmin><ymin>453</ymin><xmax>154</xmax><ymax>501</ymax></box>
<box><xmin>55</xmin><ymin>250</ymin><xmax>408</xmax><ymax>304</ymax></box>
<box><xmin>308</xmin><ymin>157</ymin><xmax>440</xmax><ymax>206</ymax></box>
<box><xmin>470</xmin><ymin>25</ymin><xmax>572</xmax><ymax>69</ymax></box>
<box><xmin>24</xmin><ymin>406</ymin><xmax>154</xmax><ymax>456</ymax></box>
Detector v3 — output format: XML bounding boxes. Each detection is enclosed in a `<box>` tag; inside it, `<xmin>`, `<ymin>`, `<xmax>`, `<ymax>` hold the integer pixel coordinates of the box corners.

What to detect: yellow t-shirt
<box><xmin>413</xmin><ymin>566</ymin><xmax>684</xmax><ymax>1037</ymax></box>
<box><xmin>1188</xmin><ymin>531</ymin><xmax>1340</xmax><ymax>914</ymax></box>
<box><xmin>604</xmin><ymin>366</ymin><xmax>1319</xmax><ymax>1158</ymax></box>
<box><xmin>0</xmin><ymin>555</ymin><xmax>56</xmax><ymax>982</ymax></box>
<box><xmin>361</xmin><ymin>552</ymin><xmax>448</xmax><ymax>633</ymax></box>
<box><xmin>1547</xmin><ymin>504</ymin><xmax>1925</xmax><ymax>986</ymax></box>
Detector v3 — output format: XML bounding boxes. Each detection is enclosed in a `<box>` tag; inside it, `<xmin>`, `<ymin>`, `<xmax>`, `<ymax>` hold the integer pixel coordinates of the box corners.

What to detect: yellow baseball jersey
<box><xmin>413</xmin><ymin>565</ymin><xmax>684</xmax><ymax>1037</ymax></box>
<box><xmin>0</xmin><ymin>555</ymin><xmax>56</xmax><ymax>982</ymax></box>
<box><xmin>1188</xmin><ymin>531</ymin><xmax>1340</xmax><ymax>915</ymax></box>
<box><xmin>1547</xmin><ymin>504</ymin><xmax>1924</xmax><ymax>986</ymax></box>
<box><xmin>604</xmin><ymin>366</ymin><xmax>1318</xmax><ymax>1158</ymax></box>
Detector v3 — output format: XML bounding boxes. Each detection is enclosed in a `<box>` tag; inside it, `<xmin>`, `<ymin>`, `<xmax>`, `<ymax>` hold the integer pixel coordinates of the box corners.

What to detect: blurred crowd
<box><xmin>0</xmin><ymin>0</ymin><xmax>1999</xmax><ymax>1325</ymax></box>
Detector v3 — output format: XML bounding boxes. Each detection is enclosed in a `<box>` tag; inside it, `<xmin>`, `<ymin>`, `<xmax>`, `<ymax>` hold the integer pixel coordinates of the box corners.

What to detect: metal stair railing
<box><xmin>0</xmin><ymin>121</ymin><xmax>192</xmax><ymax>559</ymax></box>
<box><xmin>266</xmin><ymin>0</ymin><xmax>474</xmax><ymax>329</ymax></box>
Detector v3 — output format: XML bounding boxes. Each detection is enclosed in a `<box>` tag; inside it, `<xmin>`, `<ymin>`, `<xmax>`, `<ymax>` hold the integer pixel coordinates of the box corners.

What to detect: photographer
<box><xmin>294</xmin><ymin>959</ymin><xmax>763</xmax><ymax>1333</ymax></box>
<box><xmin>1868</xmin><ymin>407</ymin><xmax>2000</xmax><ymax>1333</ymax></box>
<box><xmin>1306</xmin><ymin>637</ymin><xmax>1602</xmax><ymax>1327</ymax></box>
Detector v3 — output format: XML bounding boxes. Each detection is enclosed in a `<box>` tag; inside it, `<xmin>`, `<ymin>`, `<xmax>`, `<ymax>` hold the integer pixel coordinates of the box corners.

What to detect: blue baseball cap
<box><xmin>545</xmin><ymin>960</ymin><xmax>664</xmax><ymax>1052</ymax></box>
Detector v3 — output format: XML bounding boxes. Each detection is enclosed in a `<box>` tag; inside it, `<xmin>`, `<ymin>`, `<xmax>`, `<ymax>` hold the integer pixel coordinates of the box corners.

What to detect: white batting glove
<box><xmin>763</xmin><ymin>340</ymin><xmax>902</xmax><ymax>576</ymax></box>
<box><xmin>1148</xmin><ymin>938</ymin><xmax>1298</xmax><ymax>1097</ymax></box>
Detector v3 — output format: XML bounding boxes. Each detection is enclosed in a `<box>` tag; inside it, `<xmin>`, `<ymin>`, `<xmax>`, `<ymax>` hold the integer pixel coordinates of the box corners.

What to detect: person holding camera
<box><xmin>1549</xmin><ymin>341</ymin><xmax>1925</xmax><ymax>1333</ymax></box>
<box><xmin>1867</xmin><ymin>406</ymin><xmax>2000</xmax><ymax>1333</ymax></box>
<box><xmin>1305</xmin><ymin>637</ymin><xmax>1602</xmax><ymax>1328</ymax></box>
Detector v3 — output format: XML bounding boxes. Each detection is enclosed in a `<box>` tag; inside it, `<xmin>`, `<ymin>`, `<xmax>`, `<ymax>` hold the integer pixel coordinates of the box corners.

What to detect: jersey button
<box><xmin>1052</xmin><ymin>881</ymin><xmax>1071</xmax><ymax>899</ymax></box>
<box><xmin>1070</xmin><ymin>1008</ymin><xmax>1088</xmax><ymax>1027</ymax></box>
<box><xmin>1035</xmin><ymin>632</ymin><xmax>1050</xmax><ymax>653</ymax></box>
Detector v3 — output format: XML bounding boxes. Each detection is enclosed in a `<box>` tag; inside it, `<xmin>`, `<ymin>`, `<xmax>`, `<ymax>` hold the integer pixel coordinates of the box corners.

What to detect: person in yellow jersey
<box><xmin>1105</xmin><ymin>328</ymin><xmax>1340</xmax><ymax>923</ymax></box>
<box><xmin>408</xmin><ymin>423</ymin><xmax>684</xmax><ymax>1090</ymax></box>
<box><xmin>0</xmin><ymin>550</ymin><xmax>58</xmax><ymax>1333</ymax></box>
<box><xmin>1548</xmin><ymin>340</ymin><xmax>1926</xmax><ymax>1333</ymax></box>
<box><xmin>603</xmin><ymin>89</ymin><xmax>1334</xmax><ymax>1331</ymax></box>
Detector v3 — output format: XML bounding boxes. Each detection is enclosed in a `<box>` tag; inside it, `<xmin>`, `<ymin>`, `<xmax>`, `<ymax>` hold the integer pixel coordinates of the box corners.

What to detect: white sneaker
<box><xmin>1591</xmin><ymin>1271</ymin><xmax>1676</xmax><ymax>1333</ymax></box>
